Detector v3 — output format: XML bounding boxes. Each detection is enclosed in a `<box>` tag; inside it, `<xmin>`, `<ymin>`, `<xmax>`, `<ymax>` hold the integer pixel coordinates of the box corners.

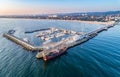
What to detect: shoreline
<box><xmin>0</xmin><ymin>17</ymin><xmax>115</xmax><ymax>25</ymax></box>
<box><xmin>64</xmin><ymin>20</ymin><xmax>115</xmax><ymax>25</ymax></box>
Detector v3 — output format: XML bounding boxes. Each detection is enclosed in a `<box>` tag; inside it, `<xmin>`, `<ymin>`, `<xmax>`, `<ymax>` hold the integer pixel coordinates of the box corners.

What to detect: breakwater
<box><xmin>25</xmin><ymin>28</ymin><xmax>51</xmax><ymax>33</ymax></box>
<box><xmin>3</xmin><ymin>33</ymin><xmax>43</xmax><ymax>51</ymax></box>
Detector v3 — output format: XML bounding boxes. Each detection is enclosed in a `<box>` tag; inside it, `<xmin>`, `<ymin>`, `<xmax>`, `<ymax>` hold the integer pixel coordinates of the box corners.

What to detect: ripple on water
<box><xmin>0</xmin><ymin>19</ymin><xmax>120</xmax><ymax>77</ymax></box>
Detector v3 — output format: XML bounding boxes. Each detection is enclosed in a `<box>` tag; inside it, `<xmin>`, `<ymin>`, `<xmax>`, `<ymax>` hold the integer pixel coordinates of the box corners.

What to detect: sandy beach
<box><xmin>63</xmin><ymin>20</ymin><xmax>115</xmax><ymax>25</ymax></box>
<box><xmin>1</xmin><ymin>18</ymin><xmax>115</xmax><ymax>25</ymax></box>
<box><xmin>38</xmin><ymin>19</ymin><xmax>115</xmax><ymax>25</ymax></box>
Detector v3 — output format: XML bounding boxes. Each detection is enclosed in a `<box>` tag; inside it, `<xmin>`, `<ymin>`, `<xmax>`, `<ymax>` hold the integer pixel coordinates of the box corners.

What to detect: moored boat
<box><xmin>42</xmin><ymin>47</ymin><xmax>68</xmax><ymax>61</ymax></box>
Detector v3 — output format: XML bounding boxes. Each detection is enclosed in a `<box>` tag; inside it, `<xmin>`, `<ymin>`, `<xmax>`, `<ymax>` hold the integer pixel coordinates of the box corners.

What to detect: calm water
<box><xmin>0</xmin><ymin>18</ymin><xmax>120</xmax><ymax>77</ymax></box>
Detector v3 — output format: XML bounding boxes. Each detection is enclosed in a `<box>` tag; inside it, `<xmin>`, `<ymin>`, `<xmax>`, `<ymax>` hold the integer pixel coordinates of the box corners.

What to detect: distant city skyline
<box><xmin>0</xmin><ymin>0</ymin><xmax>120</xmax><ymax>15</ymax></box>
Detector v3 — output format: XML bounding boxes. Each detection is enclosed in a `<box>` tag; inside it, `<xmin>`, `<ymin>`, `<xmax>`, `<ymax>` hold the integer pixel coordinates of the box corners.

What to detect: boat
<box><xmin>44</xmin><ymin>37</ymin><xmax>50</xmax><ymax>41</ymax></box>
<box><xmin>43</xmin><ymin>39</ymin><xmax>51</xmax><ymax>44</ymax></box>
<box><xmin>8</xmin><ymin>30</ymin><xmax>15</xmax><ymax>34</ymax></box>
<box><xmin>35</xmin><ymin>33</ymin><xmax>43</xmax><ymax>37</ymax></box>
<box><xmin>23</xmin><ymin>38</ymin><xmax>29</xmax><ymax>42</ymax></box>
<box><xmin>88</xmin><ymin>33</ymin><xmax>97</xmax><ymax>39</ymax></box>
<box><xmin>104</xmin><ymin>27</ymin><xmax>108</xmax><ymax>30</ymax></box>
<box><xmin>42</xmin><ymin>47</ymin><xmax>68</xmax><ymax>61</ymax></box>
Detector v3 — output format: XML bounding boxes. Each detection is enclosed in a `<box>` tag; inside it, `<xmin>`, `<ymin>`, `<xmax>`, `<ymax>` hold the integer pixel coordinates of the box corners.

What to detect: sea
<box><xmin>0</xmin><ymin>18</ymin><xmax>120</xmax><ymax>77</ymax></box>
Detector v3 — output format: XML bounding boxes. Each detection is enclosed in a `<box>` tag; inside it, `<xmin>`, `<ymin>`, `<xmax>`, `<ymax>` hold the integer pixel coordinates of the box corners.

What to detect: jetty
<box><xmin>3</xmin><ymin>33</ymin><xmax>43</xmax><ymax>51</ymax></box>
<box><xmin>3</xmin><ymin>21</ymin><xmax>119</xmax><ymax>60</ymax></box>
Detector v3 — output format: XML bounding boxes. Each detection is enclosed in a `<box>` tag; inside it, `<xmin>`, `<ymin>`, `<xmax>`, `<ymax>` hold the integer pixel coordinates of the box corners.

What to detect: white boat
<box><xmin>23</xmin><ymin>38</ymin><xmax>29</xmax><ymax>42</ymax></box>
<box><xmin>44</xmin><ymin>37</ymin><xmax>50</xmax><ymax>41</ymax></box>
<box><xmin>43</xmin><ymin>39</ymin><xmax>51</xmax><ymax>44</ymax></box>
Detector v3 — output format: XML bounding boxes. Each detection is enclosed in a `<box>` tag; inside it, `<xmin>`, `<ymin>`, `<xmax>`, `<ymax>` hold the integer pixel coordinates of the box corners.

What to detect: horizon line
<box><xmin>0</xmin><ymin>10</ymin><xmax>120</xmax><ymax>16</ymax></box>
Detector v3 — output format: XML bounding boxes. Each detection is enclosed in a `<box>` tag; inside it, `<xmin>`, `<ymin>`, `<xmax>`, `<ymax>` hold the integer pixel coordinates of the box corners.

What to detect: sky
<box><xmin>0</xmin><ymin>0</ymin><xmax>120</xmax><ymax>15</ymax></box>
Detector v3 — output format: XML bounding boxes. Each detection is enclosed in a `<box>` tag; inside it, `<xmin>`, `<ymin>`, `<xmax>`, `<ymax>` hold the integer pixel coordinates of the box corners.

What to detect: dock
<box><xmin>36</xmin><ymin>21</ymin><xmax>119</xmax><ymax>59</ymax></box>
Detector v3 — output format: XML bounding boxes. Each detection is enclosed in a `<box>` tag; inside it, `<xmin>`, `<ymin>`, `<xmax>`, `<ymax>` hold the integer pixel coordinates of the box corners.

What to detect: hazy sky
<box><xmin>0</xmin><ymin>0</ymin><xmax>120</xmax><ymax>15</ymax></box>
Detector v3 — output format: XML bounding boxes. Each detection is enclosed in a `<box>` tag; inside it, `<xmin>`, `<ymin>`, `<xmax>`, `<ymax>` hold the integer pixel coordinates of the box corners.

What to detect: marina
<box><xmin>1</xmin><ymin>0</ymin><xmax>120</xmax><ymax>76</ymax></box>
<box><xmin>3</xmin><ymin>21</ymin><xmax>119</xmax><ymax>61</ymax></box>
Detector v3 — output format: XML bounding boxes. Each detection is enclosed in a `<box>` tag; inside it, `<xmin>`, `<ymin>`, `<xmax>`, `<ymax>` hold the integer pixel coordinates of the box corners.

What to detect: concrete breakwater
<box><xmin>25</xmin><ymin>28</ymin><xmax>51</xmax><ymax>33</ymax></box>
<box><xmin>3</xmin><ymin>33</ymin><xmax>43</xmax><ymax>51</ymax></box>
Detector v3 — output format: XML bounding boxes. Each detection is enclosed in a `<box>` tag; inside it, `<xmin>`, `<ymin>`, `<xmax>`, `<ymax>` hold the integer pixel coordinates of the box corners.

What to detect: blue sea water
<box><xmin>0</xmin><ymin>18</ymin><xmax>120</xmax><ymax>77</ymax></box>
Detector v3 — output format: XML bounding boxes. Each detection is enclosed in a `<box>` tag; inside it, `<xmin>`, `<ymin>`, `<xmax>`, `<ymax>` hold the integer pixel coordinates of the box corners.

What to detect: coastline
<box><xmin>0</xmin><ymin>17</ymin><xmax>115</xmax><ymax>25</ymax></box>
<box><xmin>63</xmin><ymin>20</ymin><xmax>115</xmax><ymax>25</ymax></box>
